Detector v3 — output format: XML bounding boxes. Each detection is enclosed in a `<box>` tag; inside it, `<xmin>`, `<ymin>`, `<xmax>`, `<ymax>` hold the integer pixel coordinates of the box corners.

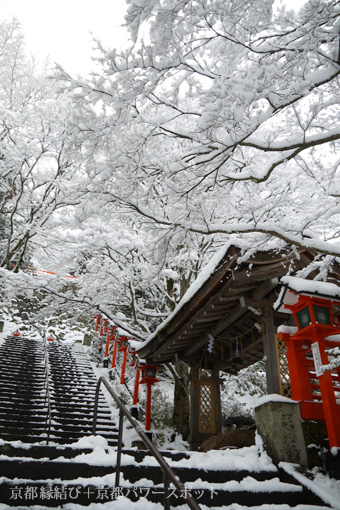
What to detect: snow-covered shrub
<box><xmin>150</xmin><ymin>387</ymin><xmax>174</xmax><ymax>429</ymax></box>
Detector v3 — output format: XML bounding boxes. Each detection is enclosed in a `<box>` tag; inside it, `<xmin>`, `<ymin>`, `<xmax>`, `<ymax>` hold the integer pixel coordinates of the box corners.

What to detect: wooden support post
<box><xmin>263</xmin><ymin>307</ymin><xmax>281</xmax><ymax>394</ymax></box>
<box><xmin>189</xmin><ymin>366</ymin><xmax>221</xmax><ymax>450</ymax></box>
<box><xmin>189</xmin><ymin>367</ymin><xmax>200</xmax><ymax>450</ymax></box>
<box><xmin>212</xmin><ymin>365</ymin><xmax>222</xmax><ymax>435</ymax></box>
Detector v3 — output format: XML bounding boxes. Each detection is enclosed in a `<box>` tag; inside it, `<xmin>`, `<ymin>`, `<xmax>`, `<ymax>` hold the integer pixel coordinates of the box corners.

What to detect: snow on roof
<box><xmin>281</xmin><ymin>276</ymin><xmax>340</xmax><ymax>298</ymax></box>
<box><xmin>127</xmin><ymin>339</ymin><xmax>141</xmax><ymax>351</ymax></box>
<box><xmin>136</xmin><ymin>240</ymin><xmax>240</xmax><ymax>353</ymax></box>
<box><xmin>274</xmin><ymin>276</ymin><xmax>340</xmax><ymax>313</ymax></box>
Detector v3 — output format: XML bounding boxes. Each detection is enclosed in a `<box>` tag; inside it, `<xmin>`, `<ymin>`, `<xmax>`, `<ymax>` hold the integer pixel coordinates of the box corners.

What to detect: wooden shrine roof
<box><xmin>138</xmin><ymin>245</ymin><xmax>340</xmax><ymax>374</ymax></box>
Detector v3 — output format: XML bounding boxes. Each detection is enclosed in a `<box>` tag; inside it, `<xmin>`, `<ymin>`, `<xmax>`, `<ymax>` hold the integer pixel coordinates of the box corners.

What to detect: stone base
<box><xmin>302</xmin><ymin>420</ymin><xmax>329</xmax><ymax>468</ymax></box>
<box><xmin>320</xmin><ymin>449</ymin><xmax>340</xmax><ymax>480</ymax></box>
<box><xmin>255</xmin><ymin>397</ymin><xmax>308</xmax><ymax>467</ymax></box>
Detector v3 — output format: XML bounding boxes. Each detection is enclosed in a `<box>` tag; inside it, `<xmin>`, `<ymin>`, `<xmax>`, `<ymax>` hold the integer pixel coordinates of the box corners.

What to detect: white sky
<box><xmin>0</xmin><ymin>0</ymin><xmax>129</xmax><ymax>75</ymax></box>
<box><xmin>1</xmin><ymin>0</ymin><xmax>305</xmax><ymax>76</ymax></box>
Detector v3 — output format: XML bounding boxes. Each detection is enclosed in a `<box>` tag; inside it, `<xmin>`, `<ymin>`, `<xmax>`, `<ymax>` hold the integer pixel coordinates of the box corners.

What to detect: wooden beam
<box><xmin>184</xmin><ymin>278</ymin><xmax>278</xmax><ymax>357</ymax></box>
<box><xmin>245</xmin><ymin>296</ymin><xmax>277</xmax><ymax>308</ymax></box>
<box><xmin>213</xmin><ymin>278</ymin><xmax>278</xmax><ymax>335</ymax></box>
<box><xmin>147</xmin><ymin>275</ymin><xmax>240</xmax><ymax>360</ymax></box>
<box><xmin>231</xmin><ymin>263</ymin><xmax>289</xmax><ymax>284</ymax></box>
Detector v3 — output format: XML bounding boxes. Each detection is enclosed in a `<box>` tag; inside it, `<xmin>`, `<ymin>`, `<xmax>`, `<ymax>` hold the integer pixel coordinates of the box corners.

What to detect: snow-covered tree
<box><xmin>51</xmin><ymin>0</ymin><xmax>340</xmax><ymax>437</ymax></box>
<box><xmin>0</xmin><ymin>19</ymin><xmax>82</xmax><ymax>271</ymax></box>
<box><xmin>58</xmin><ymin>0</ymin><xmax>340</xmax><ymax>268</ymax></box>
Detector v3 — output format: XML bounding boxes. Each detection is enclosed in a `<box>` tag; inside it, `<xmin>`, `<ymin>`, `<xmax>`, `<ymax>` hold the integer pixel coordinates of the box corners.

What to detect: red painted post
<box><xmin>111</xmin><ymin>338</ymin><xmax>118</xmax><ymax>368</ymax></box>
<box><xmin>313</xmin><ymin>334</ymin><xmax>340</xmax><ymax>448</ymax></box>
<box><xmin>104</xmin><ymin>330</ymin><xmax>110</xmax><ymax>358</ymax></box>
<box><xmin>120</xmin><ymin>347</ymin><xmax>128</xmax><ymax>385</ymax></box>
<box><xmin>139</xmin><ymin>364</ymin><xmax>162</xmax><ymax>432</ymax></box>
<box><xmin>133</xmin><ymin>368</ymin><xmax>141</xmax><ymax>405</ymax></box>
<box><xmin>105</xmin><ymin>326</ymin><xmax>116</xmax><ymax>359</ymax></box>
<box><xmin>283</xmin><ymin>334</ymin><xmax>313</xmax><ymax>401</ymax></box>
<box><xmin>145</xmin><ymin>382</ymin><xmax>152</xmax><ymax>431</ymax></box>
<box><xmin>94</xmin><ymin>314</ymin><xmax>101</xmax><ymax>332</ymax></box>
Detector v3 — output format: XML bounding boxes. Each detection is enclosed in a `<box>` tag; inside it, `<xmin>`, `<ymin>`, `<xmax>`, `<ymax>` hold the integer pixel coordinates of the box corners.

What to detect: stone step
<box><xmin>0</xmin><ymin>419</ymin><xmax>48</xmax><ymax>431</ymax></box>
<box><xmin>0</xmin><ymin>367</ymin><xmax>46</xmax><ymax>377</ymax></box>
<box><xmin>50</xmin><ymin>378</ymin><xmax>98</xmax><ymax>385</ymax></box>
<box><xmin>50</xmin><ymin>390</ymin><xmax>100</xmax><ymax>397</ymax></box>
<box><xmin>0</xmin><ymin>402</ymin><xmax>47</xmax><ymax>412</ymax></box>
<box><xmin>0</xmin><ymin>355</ymin><xmax>43</xmax><ymax>362</ymax></box>
<box><xmin>0</xmin><ymin>388</ymin><xmax>46</xmax><ymax>397</ymax></box>
<box><xmin>0</xmin><ymin>361</ymin><xmax>45</xmax><ymax>370</ymax></box>
<box><xmin>0</xmin><ymin>378</ymin><xmax>45</xmax><ymax>388</ymax></box>
<box><xmin>48</xmin><ymin>402</ymin><xmax>110</xmax><ymax>411</ymax></box>
<box><xmin>0</xmin><ymin>349</ymin><xmax>44</xmax><ymax>358</ymax></box>
<box><xmin>0</xmin><ymin>430</ymin><xmax>118</xmax><ymax>444</ymax></box>
<box><xmin>0</xmin><ymin>458</ymin><xmax>115</xmax><ymax>480</ymax></box>
<box><xmin>0</xmin><ymin>421</ymin><xmax>118</xmax><ymax>436</ymax></box>
<box><xmin>0</xmin><ymin>409</ymin><xmax>47</xmax><ymax>418</ymax></box>
<box><xmin>121</xmin><ymin>462</ymin><xmax>279</xmax><ymax>485</ymax></box>
<box><xmin>0</xmin><ymin>394</ymin><xmax>46</xmax><ymax>403</ymax></box>
<box><xmin>0</xmin><ymin>442</ymin><xmax>95</xmax><ymax>459</ymax></box>
<box><xmin>50</xmin><ymin>407</ymin><xmax>111</xmax><ymax>417</ymax></box>
<box><xmin>0</xmin><ymin>427</ymin><xmax>118</xmax><ymax>445</ymax></box>
<box><xmin>0</xmin><ymin>412</ymin><xmax>113</xmax><ymax>426</ymax></box>
<box><xmin>49</xmin><ymin>401</ymin><xmax>108</xmax><ymax>411</ymax></box>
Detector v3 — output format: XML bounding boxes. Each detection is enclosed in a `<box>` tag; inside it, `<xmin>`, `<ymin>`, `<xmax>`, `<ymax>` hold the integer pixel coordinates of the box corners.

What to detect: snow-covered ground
<box><xmin>0</xmin><ymin>315</ymin><xmax>340</xmax><ymax>509</ymax></box>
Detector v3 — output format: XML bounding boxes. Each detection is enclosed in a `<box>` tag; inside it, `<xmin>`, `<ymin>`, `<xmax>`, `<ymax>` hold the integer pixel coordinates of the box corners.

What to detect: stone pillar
<box><xmin>83</xmin><ymin>334</ymin><xmax>92</xmax><ymax>346</ymax></box>
<box><xmin>255</xmin><ymin>396</ymin><xmax>308</xmax><ymax>466</ymax></box>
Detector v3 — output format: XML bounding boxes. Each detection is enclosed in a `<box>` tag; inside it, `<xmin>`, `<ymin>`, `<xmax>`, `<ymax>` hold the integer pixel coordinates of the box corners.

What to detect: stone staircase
<box><xmin>0</xmin><ymin>335</ymin><xmax>118</xmax><ymax>445</ymax></box>
<box><xmin>0</xmin><ymin>335</ymin><xmax>333</xmax><ymax>508</ymax></box>
<box><xmin>0</xmin><ymin>442</ymin><xmax>331</xmax><ymax>508</ymax></box>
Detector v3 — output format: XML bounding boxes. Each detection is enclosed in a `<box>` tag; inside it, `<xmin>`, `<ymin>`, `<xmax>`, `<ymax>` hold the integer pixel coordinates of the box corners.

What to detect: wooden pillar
<box><xmin>189</xmin><ymin>366</ymin><xmax>200</xmax><ymax>450</ymax></box>
<box><xmin>262</xmin><ymin>307</ymin><xmax>281</xmax><ymax>394</ymax></box>
<box><xmin>212</xmin><ymin>365</ymin><xmax>222</xmax><ymax>435</ymax></box>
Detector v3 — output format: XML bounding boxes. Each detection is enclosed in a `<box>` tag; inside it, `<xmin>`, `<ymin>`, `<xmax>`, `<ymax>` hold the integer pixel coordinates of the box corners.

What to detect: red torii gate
<box><xmin>93</xmin><ymin>315</ymin><xmax>163</xmax><ymax>433</ymax></box>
